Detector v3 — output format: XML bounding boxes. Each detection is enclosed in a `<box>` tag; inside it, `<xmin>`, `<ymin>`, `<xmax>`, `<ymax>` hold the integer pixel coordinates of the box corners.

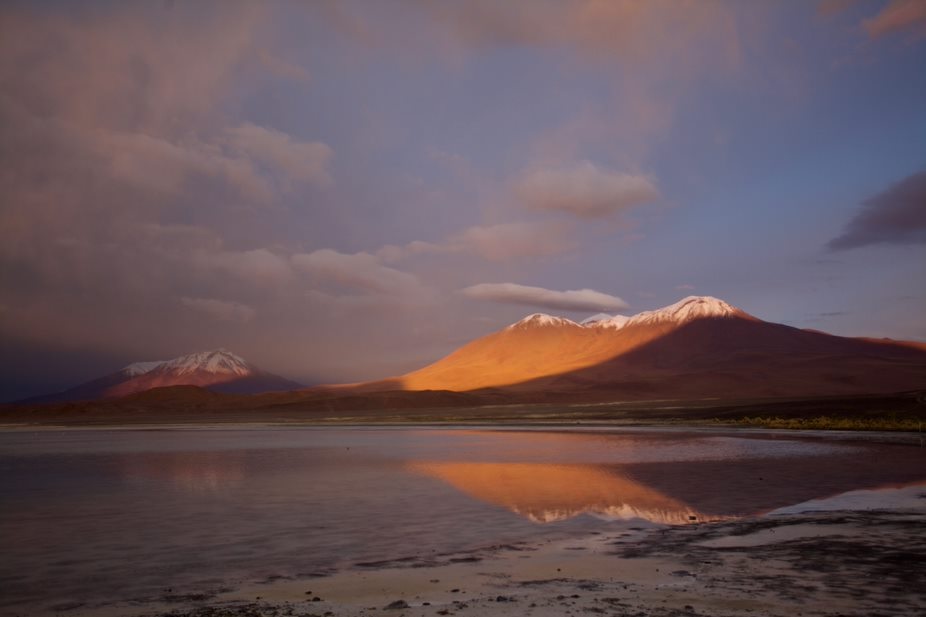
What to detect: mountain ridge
<box><xmin>399</xmin><ymin>295</ymin><xmax>926</xmax><ymax>397</ymax></box>
<box><xmin>13</xmin><ymin>295</ymin><xmax>926</xmax><ymax>410</ymax></box>
<box><xmin>22</xmin><ymin>349</ymin><xmax>303</xmax><ymax>403</ymax></box>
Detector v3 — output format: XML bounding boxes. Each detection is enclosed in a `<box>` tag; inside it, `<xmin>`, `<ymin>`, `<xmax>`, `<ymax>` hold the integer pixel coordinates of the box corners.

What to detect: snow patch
<box><xmin>154</xmin><ymin>349</ymin><xmax>252</xmax><ymax>377</ymax></box>
<box><xmin>508</xmin><ymin>296</ymin><xmax>749</xmax><ymax>331</ymax></box>
<box><xmin>507</xmin><ymin>313</ymin><xmax>581</xmax><ymax>329</ymax></box>
<box><xmin>582</xmin><ymin>313</ymin><xmax>630</xmax><ymax>329</ymax></box>
<box><xmin>121</xmin><ymin>361</ymin><xmax>165</xmax><ymax>377</ymax></box>
<box><xmin>624</xmin><ymin>296</ymin><xmax>744</xmax><ymax>327</ymax></box>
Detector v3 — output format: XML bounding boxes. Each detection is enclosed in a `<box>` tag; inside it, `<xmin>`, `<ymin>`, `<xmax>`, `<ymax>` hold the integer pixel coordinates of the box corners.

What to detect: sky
<box><xmin>1</xmin><ymin>0</ymin><xmax>925</xmax><ymax>400</ymax></box>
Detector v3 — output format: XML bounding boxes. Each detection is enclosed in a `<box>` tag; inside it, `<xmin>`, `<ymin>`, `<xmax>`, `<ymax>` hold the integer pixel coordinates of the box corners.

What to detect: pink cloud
<box><xmin>103</xmin><ymin>131</ymin><xmax>273</xmax><ymax>202</ymax></box>
<box><xmin>516</xmin><ymin>162</ymin><xmax>659</xmax><ymax>219</ymax></box>
<box><xmin>181</xmin><ymin>297</ymin><xmax>256</xmax><ymax>323</ymax></box>
<box><xmin>863</xmin><ymin>0</ymin><xmax>926</xmax><ymax>38</ymax></box>
<box><xmin>451</xmin><ymin>222</ymin><xmax>575</xmax><ymax>260</ymax></box>
<box><xmin>461</xmin><ymin>282</ymin><xmax>629</xmax><ymax>312</ymax></box>
<box><xmin>407</xmin><ymin>0</ymin><xmax>740</xmax><ymax>70</ymax></box>
<box><xmin>378</xmin><ymin>221</ymin><xmax>576</xmax><ymax>262</ymax></box>
<box><xmin>0</xmin><ymin>4</ymin><xmax>264</xmax><ymax>133</ymax></box>
<box><xmin>817</xmin><ymin>0</ymin><xmax>858</xmax><ymax>18</ymax></box>
<box><xmin>228</xmin><ymin>123</ymin><xmax>333</xmax><ymax>189</ymax></box>
<box><xmin>292</xmin><ymin>249</ymin><xmax>429</xmax><ymax>298</ymax></box>
<box><xmin>195</xmin><ymin>248</ymin><xmax>293</xmax><ymax>287</ymax></box>
<box><xmin>257</xmin><ymin>49</ymin><xmax>310</xmax><ymax>83</ymax></box>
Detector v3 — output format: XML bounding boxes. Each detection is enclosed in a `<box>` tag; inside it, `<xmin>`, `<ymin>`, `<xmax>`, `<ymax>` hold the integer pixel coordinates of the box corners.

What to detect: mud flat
<box><xmin>54</xmin><ymin>485</ymin><xmax>925</xmax><ymax>617</ymax></box>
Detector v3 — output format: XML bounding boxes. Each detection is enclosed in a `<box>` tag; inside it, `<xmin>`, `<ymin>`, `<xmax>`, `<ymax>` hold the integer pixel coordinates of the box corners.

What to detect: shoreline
<box><xmin>2</xmin><ymin>421</ymin><xmax>925</xmax><ymax>450</ymax></box>
<box><xmin>27</xmin><ymin>484</ymin><xmax>926</xmax><ymax>617</ymax></box>
<box><xmin>4</xmin><ymin>389</ymin><xmax>924</xmax><ymax>432</ymax></box>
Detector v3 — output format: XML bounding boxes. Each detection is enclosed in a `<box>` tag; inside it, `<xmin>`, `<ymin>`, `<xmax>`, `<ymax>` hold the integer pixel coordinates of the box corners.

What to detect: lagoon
<box><xmin>1</xmin><ymin>427</ymin><xmax>924</xmax><ymax>616</ymax></box>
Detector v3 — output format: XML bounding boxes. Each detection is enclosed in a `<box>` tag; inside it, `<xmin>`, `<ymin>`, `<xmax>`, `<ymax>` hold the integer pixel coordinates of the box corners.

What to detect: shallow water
<box><xmin>0</xmin><ymin>426</ymin><xmax>923</xmax><ymax>613</ymax></box>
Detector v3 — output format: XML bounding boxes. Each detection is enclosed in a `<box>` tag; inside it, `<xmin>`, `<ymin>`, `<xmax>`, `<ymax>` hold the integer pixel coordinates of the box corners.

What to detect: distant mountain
<box><xmin>400</xmin><ymin>296</ymin><xmax>926</xmax><ymax>398</ymax></box>
<box><xmin>12</xmin><ymin>296</ymin><xmax>926</xmax><ymax>416</ymax></box>
<box><xmin>25</xmin><ymin>349</ymin><xmax>303</xmax><ymax>403</ymax></box>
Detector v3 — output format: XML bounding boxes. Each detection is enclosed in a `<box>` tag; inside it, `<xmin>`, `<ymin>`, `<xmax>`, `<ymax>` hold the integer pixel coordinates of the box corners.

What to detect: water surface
<box><xmin>1</xmin><ymin>427</ymin><xmax>923</xmax><ymax>614</ymax></box>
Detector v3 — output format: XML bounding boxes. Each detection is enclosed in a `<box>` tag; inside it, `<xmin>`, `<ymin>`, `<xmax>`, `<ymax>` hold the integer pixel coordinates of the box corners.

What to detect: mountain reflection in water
<box><xmin>3</xmin><ymin>428</ymin><xmax>924</xmax><ymax>615</ymax></box>
<box><xmin>408</xmin><ymin>462</ymin><xmax>720</xmax><ymax>524</ymax></box>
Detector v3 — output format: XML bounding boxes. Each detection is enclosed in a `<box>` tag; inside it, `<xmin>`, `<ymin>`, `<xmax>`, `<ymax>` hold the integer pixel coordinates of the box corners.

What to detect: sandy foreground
<box><xmin>52</xmin><ymin>484</ymin><xmax>925</xmax><ymax>617</ymax></box>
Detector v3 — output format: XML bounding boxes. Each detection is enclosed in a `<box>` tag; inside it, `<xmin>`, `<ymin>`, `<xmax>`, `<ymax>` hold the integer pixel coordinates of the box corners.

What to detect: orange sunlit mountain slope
<box><xmin>399</xmin><ymin>296</ymin><xmax>926</xmax><ymax>398</ymax></box>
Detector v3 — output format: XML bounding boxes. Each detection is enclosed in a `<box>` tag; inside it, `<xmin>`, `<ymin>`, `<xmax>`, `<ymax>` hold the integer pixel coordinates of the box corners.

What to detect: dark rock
<box><xmin>384</xmin><ymin>600</ymin><xmax>409</xmax><ymax>610</ymax></box>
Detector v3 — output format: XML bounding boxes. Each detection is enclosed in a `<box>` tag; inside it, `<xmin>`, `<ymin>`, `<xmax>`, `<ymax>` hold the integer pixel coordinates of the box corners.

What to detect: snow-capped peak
<box><xmin>582</xmin><ymin>313</ymin><xmax>631</xmax><ymax>329</ymax></box>
<box><xmin>581</xmin><ymin>313</ymin><xmax>612</xmax><ymax>325</ymax></box>
<box><xmin>624</xmin><ymin>296</ymin><xmax>745</xmax><ymax>327</ymax></box>
<box><xmin>121</xmin><ymin>360</ymin><xmax>166</xmax><ymax>377</ymax></box>
<box><xmin>156</xmin><ymin>349</ymin><xmax>252</xmax><ymax>377</ymax></box>
<box><xmin>507</xmin><ymin>313</ymin><xmax>581</xmax><ymax>330</ymax></box>
<box><xmin>508</xmin><ymin>296</ymin><xmax>747</xmax><ymax>333</ymax></box>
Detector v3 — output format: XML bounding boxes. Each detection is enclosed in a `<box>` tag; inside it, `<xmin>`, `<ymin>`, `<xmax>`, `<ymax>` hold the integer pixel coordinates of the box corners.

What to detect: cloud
<box><xmin>863</xmin><ymin>0</ymin><xmax>926</xmax><ymax>38</ymax></box>
<box><xmin>461</xmin><ymin>283</ymin><xmax>629</xmax><ymax>312</ymax></box>
<box><xmin>0</xmin><ymin>3</ymin><xmax>264</xmax><ymax>133</ymax></box>
<box><xmin>402</xmin><ymin>1</ymin><xmax>740</xmax><ymax>69</ymax></box>
<box><xmin>324</xmin><ymin>1</ymin><xmax>739</xmax><ymax>183</ymax></box>
<box><xmin>102</xmin><ymin>130</ymin><xmax>274</xmax><ymax>202</ymax></box>
<box><xmin>257</xmin><ymin>49</ymin><xmax>310</xmax><ymax>82</ymax></box>
<box><xmin>100</xmin><ymin>121</ymin><xmax>331</xmax><ymax>202</ymax></box>
<box><xmin>181</xmin><ymin>297</ymin><xmax>256</xmax><ymax>323</ymax></box>
<box><xmin>195</xmin><ymin>248</ymin><xmax>294</xmax><ymax>286</ymax></box>
<box><xmin>827</xmin><ymin>169</ymin><xmax>926</xmax><ymax>250</ymax></box>
<box><xmin>817</xmin><ymin>0</ymin><xmax>858</xmax><ymax>18</ymax></box>
<box><xmin>0</xmin><ymin>3</ymin><xmax>330</xmax><ymax>225</ymax></box>
<box><xmin>0</xmin><ymin>2</ymin><xmax>348</xmax><ymax>376</ymax></box>
<box><xmin>292</xmin><ymin>249</ymin><xmax>428</xmax><ymax>297</ymax></box>
<box><xmin>379</xmin><ymin>221</ymin><xmax>575</xmax><ymax>262</ymax></box>
<box><xmin>515</xmin><ymin>162</ymin><xmax>659</xmax><ymax>218</ymax></box>
<box><xmin>675</xmin><ymin>284</ymin><xmax>696</xmax><ymax>291</ymax></box>
<box><xmin>452</xmin><ymin>222</ymin><xmax>575</xmax><ymax>260</ymax></box>
<box><xmin>227</xmin><ymin>123</ymin><xmax>333</xmax><ymax>188</ymax></box>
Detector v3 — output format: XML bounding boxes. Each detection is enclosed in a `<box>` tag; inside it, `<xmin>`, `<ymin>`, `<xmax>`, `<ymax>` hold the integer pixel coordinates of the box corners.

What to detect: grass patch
<box><xmin>712</xmin><ymin>414</ymin><xmax>926</xmax><ymax>432</ymax></box>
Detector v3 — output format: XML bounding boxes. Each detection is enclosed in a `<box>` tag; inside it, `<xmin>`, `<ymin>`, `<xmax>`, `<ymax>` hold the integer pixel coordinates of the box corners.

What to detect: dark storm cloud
<box><xmin>827</xmin><ymin>170</ymin><xmax>926</xmax><ymax>251</ymax></box>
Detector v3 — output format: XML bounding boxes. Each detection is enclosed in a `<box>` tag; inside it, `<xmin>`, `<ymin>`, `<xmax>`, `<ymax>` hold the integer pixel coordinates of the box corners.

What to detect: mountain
<box><xmin>25</xmin><ymin>349</ymin><xmax>303</xmax><ymax>403</ymax></box>
<box><xmin>400</xmin><ymin>296</ymin><xmax>926</xmax><ymax>399</ymax></box>
<box><xmin>12</xmin><ymin>296</ymin><xmax>925</xmax><ymax>416</ymax></box>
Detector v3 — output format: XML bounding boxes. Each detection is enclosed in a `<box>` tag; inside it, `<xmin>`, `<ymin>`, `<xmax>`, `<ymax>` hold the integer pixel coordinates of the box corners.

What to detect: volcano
<box><xmin>25</xmin><ymin>349</ymin><xmax>303</xmax><ymax>403</ymax></box>
<box><xmin>400</xmin><ymin>296</ymin><xmax>926</xmax><ymax>399</ymax></box>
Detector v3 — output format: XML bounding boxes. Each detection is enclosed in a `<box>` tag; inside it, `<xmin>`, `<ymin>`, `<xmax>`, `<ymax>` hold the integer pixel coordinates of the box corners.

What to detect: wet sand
<box><xmin>55</xmin><ymin>485</ymin><xmax>925</xmax><ymax>617</ymax></box>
